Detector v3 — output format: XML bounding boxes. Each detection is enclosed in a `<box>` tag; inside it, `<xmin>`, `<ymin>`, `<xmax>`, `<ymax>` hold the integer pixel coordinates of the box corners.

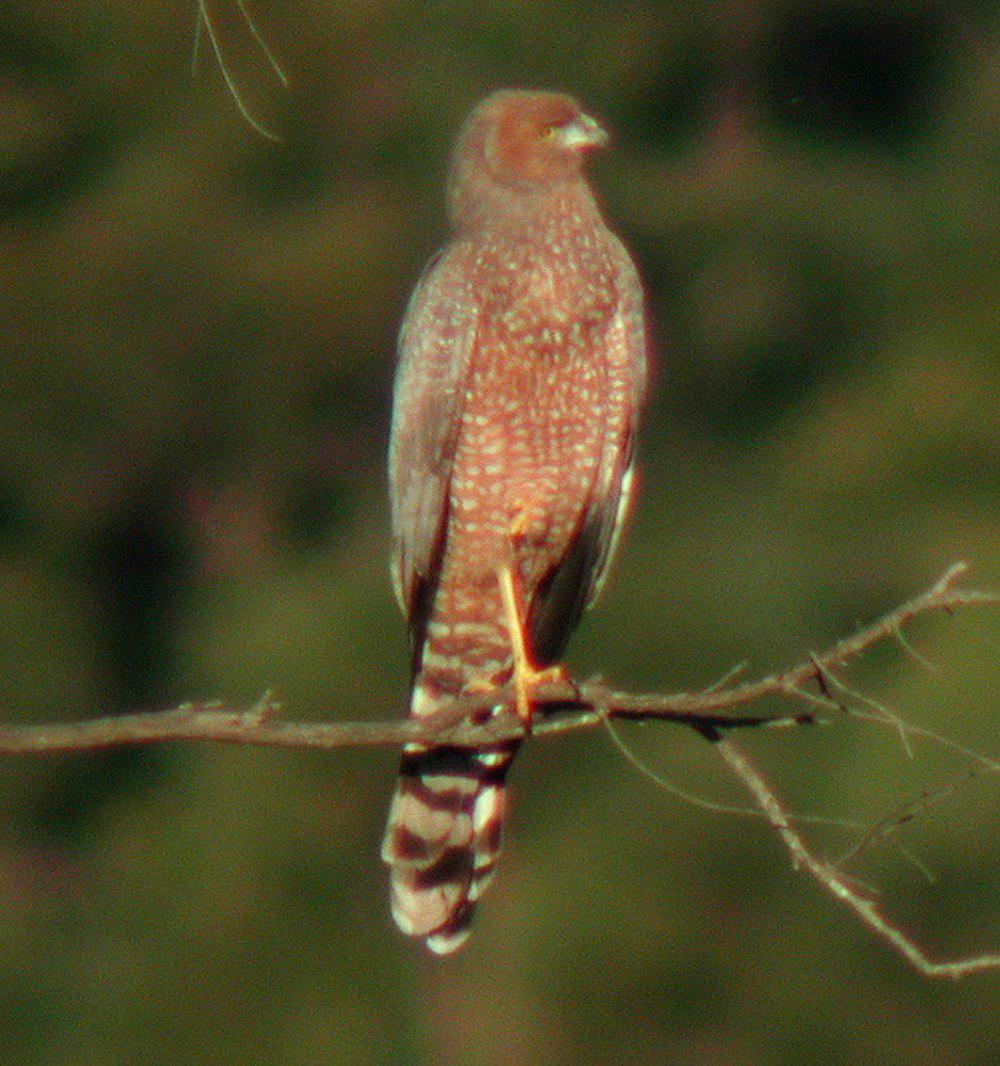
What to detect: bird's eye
<box><xmin>541</xmin><ymin>122</ymin><xmax>563</xmax><ymax>141</ymax></box>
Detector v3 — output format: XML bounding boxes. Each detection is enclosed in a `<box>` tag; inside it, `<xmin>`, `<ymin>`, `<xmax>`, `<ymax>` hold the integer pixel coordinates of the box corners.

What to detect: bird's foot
<box><xmin>511</xmin><ymin>662</ymin><xmax>569</xmax><ymax>728</ymax></box>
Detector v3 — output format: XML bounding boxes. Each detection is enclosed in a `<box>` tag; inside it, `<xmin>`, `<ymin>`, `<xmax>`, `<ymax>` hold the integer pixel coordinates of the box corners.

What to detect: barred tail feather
<box><xmin>382</xmin><ymin>734</ymin><xmax>518</xmax><ymax>954</ymax></box>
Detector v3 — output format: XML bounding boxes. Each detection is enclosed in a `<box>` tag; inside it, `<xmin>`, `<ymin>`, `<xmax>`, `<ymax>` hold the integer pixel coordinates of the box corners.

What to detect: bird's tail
<box><xmin>381</xmin><ymin>674</ymin><xmax>519</xmax><ymax>954</ymax></box>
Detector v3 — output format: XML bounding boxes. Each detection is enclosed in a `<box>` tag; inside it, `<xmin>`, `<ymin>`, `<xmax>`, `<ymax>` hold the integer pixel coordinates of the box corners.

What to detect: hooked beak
<box><xmin>558</xmin><ymin>112</ymin><xmax>609</xmax><ymax>151</ymax></box>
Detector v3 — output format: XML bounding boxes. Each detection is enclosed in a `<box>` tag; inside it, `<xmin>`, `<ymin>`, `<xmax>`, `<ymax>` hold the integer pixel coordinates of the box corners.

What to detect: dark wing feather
<box><xmin>528</xmin><ymin>250</ymin><xmax>647</xmax><ymax>664</ymax></box>
<box><xmin>389</xmin><ymin>241</ymin><xmax>479</xmax><ymax>647</ymax></box>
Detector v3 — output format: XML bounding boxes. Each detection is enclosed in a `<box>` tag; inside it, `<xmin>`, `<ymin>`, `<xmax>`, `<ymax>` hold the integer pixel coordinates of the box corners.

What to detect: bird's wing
<box><xmin>581</xmin><ymin>258</ymin><xmax>647</xmax><ymax>611</ymax></box>
<box><xmin>389</xmin><ymin>242</ymin><xmax>479</xmax><ymax>642</ymax></box>
<box><xmin>529</xmin><ymin>251</ymin><xmax>647</xmax><ymax>664</ymax></box>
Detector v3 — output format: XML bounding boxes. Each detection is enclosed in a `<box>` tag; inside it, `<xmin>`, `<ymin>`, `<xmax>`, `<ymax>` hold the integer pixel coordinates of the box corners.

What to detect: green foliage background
<box><xmin>1</xmin><ymin>2</ymin><xmax>997</xmax><ymax>1062</ymax></box>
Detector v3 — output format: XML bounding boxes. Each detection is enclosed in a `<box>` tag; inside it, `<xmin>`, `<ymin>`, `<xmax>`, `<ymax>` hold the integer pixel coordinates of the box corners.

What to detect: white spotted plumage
<box><xmin>382</xmin><ymin>90</ymin><xmax>647</xmax><ymax>953</ymax></box>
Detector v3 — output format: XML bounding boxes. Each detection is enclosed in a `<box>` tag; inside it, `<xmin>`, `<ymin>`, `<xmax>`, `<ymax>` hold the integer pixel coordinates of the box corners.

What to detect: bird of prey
<box><xmin>382</xmin><ymin>89</ymin><xmax>647</xmax><ymax>953</ymax></box>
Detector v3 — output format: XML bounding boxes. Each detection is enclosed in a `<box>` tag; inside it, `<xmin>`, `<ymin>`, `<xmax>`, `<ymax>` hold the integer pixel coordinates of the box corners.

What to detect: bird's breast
<box><xmin>443</xmin><ymin>301</ymin><xmax>616</xmax><ymax>584</ymax></box>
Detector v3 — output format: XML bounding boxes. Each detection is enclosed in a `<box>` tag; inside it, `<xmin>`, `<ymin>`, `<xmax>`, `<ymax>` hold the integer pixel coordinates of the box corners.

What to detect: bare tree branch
<box><xmin>1</xmin><ymin>562</ymin><xmax>992</xmax><ymax>756</ymax></box>
<box><xmin>1</xmin><ymin>562</ymin><xmax>996</xmax><ymax>978</ymax></box>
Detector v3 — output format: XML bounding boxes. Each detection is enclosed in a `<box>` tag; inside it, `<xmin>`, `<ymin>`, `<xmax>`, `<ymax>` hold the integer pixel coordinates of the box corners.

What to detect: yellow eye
<box><xmin>541</xmin><ymin>122</ymin><xmax>562</xmax><ymax>140</ymax></box>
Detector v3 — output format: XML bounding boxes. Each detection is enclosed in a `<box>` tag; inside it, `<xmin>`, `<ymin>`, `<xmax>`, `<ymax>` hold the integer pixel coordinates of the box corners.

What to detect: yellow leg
<box><xmin>495</xmin><ymin>561</ymin><xmax>567</xmax><ymax>727</ymax></box>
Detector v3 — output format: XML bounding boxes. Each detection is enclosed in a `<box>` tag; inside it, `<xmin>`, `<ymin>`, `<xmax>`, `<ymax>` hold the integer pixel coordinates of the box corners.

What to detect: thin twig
<box><xmin>713</xmin><ymin>736</ymin><xmax>999</xmax><ymax>978</ymax></box>
<box><xmin>604</xmin><ymin>717</ymin><xmax>871</xmax><ymax>833</ymax></box>
<box><xmin>833</xmin><ymin>767</ymin><xmax>984</xmax><ymax>870</ymax></box>
<box><xmin>823</xmin><ymin>670</ymin><xmax>999</xmax><ymax>772</ymax></box>
<box><xmin>194</xmin><ymin>0</ymin><xmax>286</xmax><ymax>140</ymax></box>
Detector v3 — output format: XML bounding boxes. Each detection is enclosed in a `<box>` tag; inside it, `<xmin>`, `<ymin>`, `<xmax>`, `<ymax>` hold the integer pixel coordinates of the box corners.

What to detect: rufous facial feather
<box><xmin>448</xmin><ymin>89</ymin><xmax>609</xmax><ymax>227</ymax></box>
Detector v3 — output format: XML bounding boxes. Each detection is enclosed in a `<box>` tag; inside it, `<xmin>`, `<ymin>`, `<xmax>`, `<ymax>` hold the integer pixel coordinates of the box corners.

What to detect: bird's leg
<box><xmin>496</xmin><ymin>512</ymin><xmax>569</xmax><ymax>728</ymax></box>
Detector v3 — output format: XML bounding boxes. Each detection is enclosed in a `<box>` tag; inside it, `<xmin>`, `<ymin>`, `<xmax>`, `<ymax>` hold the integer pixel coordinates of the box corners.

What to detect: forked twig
<box><xmin>194</xmin><ymin>0</ymin><xmax>288</xmax><ymax>140</ymax></box>
<box><xmin>714</xmin><ymin>737</ymin><xmax>998</xmax><ymax>978</ymax></box>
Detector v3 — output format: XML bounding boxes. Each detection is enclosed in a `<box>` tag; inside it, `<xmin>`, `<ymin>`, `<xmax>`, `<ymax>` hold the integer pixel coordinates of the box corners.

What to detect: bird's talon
<box><xmin>512</xmin><ymin>663</ymin><xmax>568</xmax><ymax>727</ymax></box>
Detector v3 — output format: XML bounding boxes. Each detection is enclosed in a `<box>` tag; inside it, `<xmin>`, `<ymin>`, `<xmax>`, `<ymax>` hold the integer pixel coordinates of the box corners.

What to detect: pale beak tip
<box><xmin>561</xmin><ymin>112</ymin><xmax>609</xmax><ymax>151</ymax></box>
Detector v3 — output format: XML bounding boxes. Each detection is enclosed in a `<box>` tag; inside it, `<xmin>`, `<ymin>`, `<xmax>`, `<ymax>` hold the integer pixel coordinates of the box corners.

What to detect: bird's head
<box><xmin>448</xmin><ymin>89</ymin><xmax>608</xmax><ymax>226</ymax></box>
